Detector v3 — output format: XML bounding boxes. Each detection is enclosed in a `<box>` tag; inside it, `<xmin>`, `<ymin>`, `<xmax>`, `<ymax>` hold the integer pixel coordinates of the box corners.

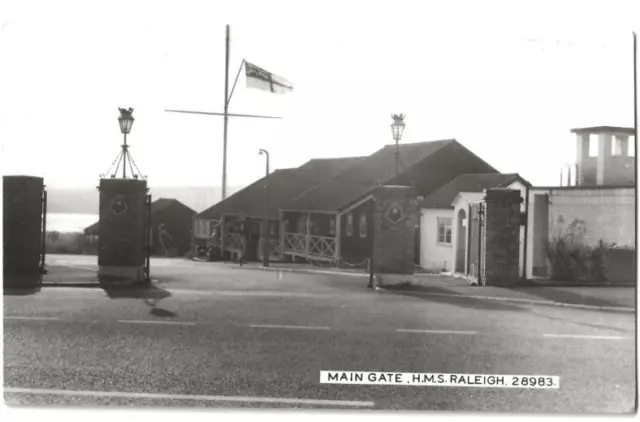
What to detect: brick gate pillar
<box><xmin>372</xmin><ymin>186</ymin><xmax>419</xmax><ymax>279</ymax></box>
<box><xmin>481</xmin><ymin>188</ymin><xmax>522</xmax><ymax>286</ymax></box>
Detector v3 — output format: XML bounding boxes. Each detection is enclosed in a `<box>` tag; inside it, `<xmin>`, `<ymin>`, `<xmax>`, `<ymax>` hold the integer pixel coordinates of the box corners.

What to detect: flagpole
<box><xmin>634</xmin><ymin>32</ymin><xmax>637</xmax><ymax>146</ymax></box>
<box><xmin>228</xmin><ymin>59</ymin><xmax>246</xmax><ymax>106</ymax></box>
<box><xmin>222</xmin><ymin>24</ymin><xmax>230</xmax><ymax>200</ymax></box>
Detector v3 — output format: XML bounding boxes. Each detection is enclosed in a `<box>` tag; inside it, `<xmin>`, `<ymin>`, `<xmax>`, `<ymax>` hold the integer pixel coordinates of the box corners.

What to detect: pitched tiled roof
<box><xmin>83</xmin><ymin>198</ymin><xmax>195</xmax><ymax>234</ymax></box>
<box><xmin>283</xmin><ymin>139</ymin><xmax>456</xmax><ymax>212</ymax></box>
<box><xmin>196</xmin><ymin>156</ymin><xmax>367</xmax><ymax>220</ymax></box>
<box><xmin>84</xmin><ymin>221</ymin><xmax>99</xmax><ymax>235</ymax></box>
<box><xmin>420</xmin><ymin>173</ymin><xmax>530</xmax><ymax>209</ymax></box>
<box><xmin>151</xmin><ymin>198</ymin><xmax>179</xmax><ymax>214</ymax></box>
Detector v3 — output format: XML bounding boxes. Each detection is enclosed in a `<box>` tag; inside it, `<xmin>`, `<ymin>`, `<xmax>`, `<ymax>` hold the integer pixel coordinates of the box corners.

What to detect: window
<box><xmin>329</xmin><ymin>217</ymin><xmax>336</xmax><ymax>236</ymax></box>
<box><xmin>269</xmin><ymin>221</ymin><xmax>276</xmax><ymax>236</ymax></box>
<box><xmin>588</xmin><ymin>134</ymin><xmax>599</xmax><ymax>157</ymax></box>
<box><xmin>346</xmin><ymin>213</ymin><xmax>354</xmax><ymax>237</ymax></box>
<box><xmin>359</xmin><ymin>214</ymin><xmax>367</xmax><ymax>238</ymax></box>
<box><xmin>629</xmin><ymin>136</ymin><xmax>636</xmax><ymax>157</ymax></box>
<box><xmin>437</xmin><ymin>217</ymin><xmax>452</xmax><ymax>245</ymax></box>
<box><xmin>611</xmin><ymin>136</ymin><xmax>624</xmax><ymax>156</ymax></box>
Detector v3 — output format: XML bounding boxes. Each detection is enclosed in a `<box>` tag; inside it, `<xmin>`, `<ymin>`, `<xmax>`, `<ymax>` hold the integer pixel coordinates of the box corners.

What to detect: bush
<box><xmin>546</xmin><ymin>219</ymin><xmax>608</xmax><ymax>283</ymax></box>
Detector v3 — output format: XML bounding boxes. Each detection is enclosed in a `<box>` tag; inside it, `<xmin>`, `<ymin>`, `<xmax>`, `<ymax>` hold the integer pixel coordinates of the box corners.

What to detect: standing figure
<box><xmin>238</xmin><ymin>225</ymin><xmax>247</xmax><ymax>266</ymax></box>
<box><xmin>158</xmin><ymin>223</ymin><xmax>173</xmax><ymax>256</ymax></box>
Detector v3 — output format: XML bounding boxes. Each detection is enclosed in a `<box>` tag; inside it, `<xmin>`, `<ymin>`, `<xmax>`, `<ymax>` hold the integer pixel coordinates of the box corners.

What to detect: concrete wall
<box><xmin>525</xmin><ymin>186</ymin><xmax>636</xmax><ymax>279</ymax></box>
<box><xmin>419</xmin><ymin>209</ymin><xmax>454</xmax><ymax>272</ymax></box>
<box><xmin>548</xmin><ymin>187</ymin><xmax>634</xmax><ymax>247</ymax></box>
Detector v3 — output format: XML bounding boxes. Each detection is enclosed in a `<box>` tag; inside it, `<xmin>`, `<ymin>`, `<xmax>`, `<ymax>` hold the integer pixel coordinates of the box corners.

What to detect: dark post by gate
<box><xmin>466</xmin><ymin>202</ymin><xmax>484</xmax><ymax>284</ymax></box>
<box><xmin>144</xmin><ymin>193</ymin><xmax>152</xmax><ymax>281</ymax></box>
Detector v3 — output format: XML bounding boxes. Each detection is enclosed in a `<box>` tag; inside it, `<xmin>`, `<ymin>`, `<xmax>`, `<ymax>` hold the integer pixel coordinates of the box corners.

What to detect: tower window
<box><xmin>588</xmin><ymin>134</ymin><xmax>598</xmax><ymax>157</ymax></box>
<box><xmin>611</xmin><ymin>136</ymin><xmax>624</xmax><ymax>156</ymax></box>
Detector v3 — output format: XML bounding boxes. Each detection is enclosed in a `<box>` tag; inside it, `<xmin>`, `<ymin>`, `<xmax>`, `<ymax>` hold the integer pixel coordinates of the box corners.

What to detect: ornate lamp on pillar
<box><xmin>118</xmin><ymin>108</ymin><xmax>134</xmax><ymax>179</ymax></box>
<box><xmin>390</xmin><ymin>114</ymin><xmax>406</xmax><ymax>176</ymax></box>
<box><xmin>97</xmin><ymin>107</ymin><xmax>150</xmax><ymax>285</ymax></box>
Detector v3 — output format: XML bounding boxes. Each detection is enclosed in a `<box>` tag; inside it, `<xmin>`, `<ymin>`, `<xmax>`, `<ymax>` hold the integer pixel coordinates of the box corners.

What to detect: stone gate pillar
<box><xmin>481</xmin><ymin>188</ymin><xmax>522</xmax><ymax>286</ymax></box>
<box><xmin>372</xmin><ymin>186</ymin><xmax>419</xmax><ymax>278</ymax></box>
<box><xmin>98</xmin><ymin>178</ymin><xmax>148</xmax><ymax>283</ymax></box>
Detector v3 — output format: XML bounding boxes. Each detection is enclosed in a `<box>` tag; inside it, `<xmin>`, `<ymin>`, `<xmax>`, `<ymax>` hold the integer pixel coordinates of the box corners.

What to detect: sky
<box><xmin>0</xmin><ymin>0</ymin><xmax>638</xmax><ymax>190</ymax></box>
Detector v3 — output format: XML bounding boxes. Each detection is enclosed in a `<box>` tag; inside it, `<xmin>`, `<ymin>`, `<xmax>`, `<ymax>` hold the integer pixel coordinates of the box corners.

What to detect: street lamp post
<box><xmin>259</xmin><ymin>149</ymin><xmax>270</xmax><ymax>267</ymax></box>
<box><xmin>390</xmin><ymin>114</ymin><xmax>406</xmax><ymax>176</ymax></box>
<box><xmin>118</xmin><ymin>108</ymin><xmax>135</xmax><ymax>179</ymax></box>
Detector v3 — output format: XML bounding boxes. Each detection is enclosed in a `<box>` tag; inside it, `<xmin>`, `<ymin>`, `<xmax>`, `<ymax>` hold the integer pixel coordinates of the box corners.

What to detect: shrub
<box><xmin>546</xmin><ymin>219</ymin><xmax>608</xmax><ymax>283</ymax></box>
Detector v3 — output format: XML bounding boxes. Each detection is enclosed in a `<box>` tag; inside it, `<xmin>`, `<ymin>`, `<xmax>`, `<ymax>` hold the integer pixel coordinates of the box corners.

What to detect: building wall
<box><xmin>525</xmin><ymin>186</ymin><xmax>636</xmax><ymax>278</ymax></box>
<box><xmin>193</xmin><ymin>218</ymin><xmax>216</xmax><ymax>240</ymax></box>
<box><xmin>419</xmin><ymin>209</ymin><xmax>454</xmax><ymax>272</ymax></box>
<box><xmin>340</xmin><ymin>200</ymin><xmax>374</xmax><ymax>264</ymax></box>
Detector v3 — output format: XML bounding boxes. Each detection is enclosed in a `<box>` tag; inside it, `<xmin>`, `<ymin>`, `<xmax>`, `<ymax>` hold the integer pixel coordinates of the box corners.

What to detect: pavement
<box><xmin>3</xmin><ymin>254</ymin><xmax>637</xmax><ymax>412</ymax></box>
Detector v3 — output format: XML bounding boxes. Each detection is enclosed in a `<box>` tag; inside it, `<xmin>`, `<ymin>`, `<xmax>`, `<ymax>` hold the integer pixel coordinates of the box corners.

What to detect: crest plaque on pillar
<box><xmin>386</xmin><ymin>202</ymin><xmax>405</xmax><ymax>225</ymax></box>
<box><xmin>111</xmin><ymin>196</ymin><xmax>128</xmax><ymax>215</ymax></box>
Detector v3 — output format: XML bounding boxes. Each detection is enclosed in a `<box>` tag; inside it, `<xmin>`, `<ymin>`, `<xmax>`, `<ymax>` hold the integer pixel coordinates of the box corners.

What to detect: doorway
<box><xmin>455</xmin><ymin>209</ymin><xmax>467</xmax><ymax>273</ymax></box>
<box><xmin>532</xmin><ymin>194</ymin><xmax>549</xmax><ymax>277</ymax></box>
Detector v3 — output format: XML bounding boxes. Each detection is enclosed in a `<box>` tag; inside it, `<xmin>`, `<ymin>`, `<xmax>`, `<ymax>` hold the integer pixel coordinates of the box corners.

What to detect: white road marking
<box><xmin>3</xmin><ymin>387</ymin><xmax>375</xmax><ymax>407</ymax></box>
<box><xmin>117</xmin><ymin>320</ymin><xmax>196</xmax><ymax>326</ymax></box>
<box><xmin>167</xmin><ymin>289</ymin><xmax>332</xmax><ymax>299</ymax></box>
<box><xmin>543</xmin><ymin>334</ymin><xmax>631</xmax><ymax>341</ymax></box>
<box><xmin>249</xmin><ymin>324</ymin><xmax>331</xmax><ymax>331</ymax></box>
<box><xmin>3</xmin><ymin>316</ymin><xmax>60</xmax><ymax>321</ymax></box>
<box><xmin>396</xmin><ymin>329</ymin><xmax>477</xmax><ymax>335</ymax></box>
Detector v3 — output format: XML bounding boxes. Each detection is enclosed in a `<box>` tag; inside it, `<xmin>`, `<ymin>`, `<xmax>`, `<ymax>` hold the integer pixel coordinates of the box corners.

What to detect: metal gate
<box><xmin>40</xmin><ymin>188</ymin><xmax>48</xmax><ymax>275</ymax></box>
<box><xmin>144</xmin><ymin>194</ymin><xmax>152</xmax><ymax>281</ymax></box>
<box><xmin>466</xmin><ymin>202</ymin><xmax>484</xmax><ymax>283</ymax></box>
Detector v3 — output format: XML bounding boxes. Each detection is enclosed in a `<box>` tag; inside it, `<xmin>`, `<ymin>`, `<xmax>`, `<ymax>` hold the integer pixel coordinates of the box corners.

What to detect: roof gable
<box><xmin>283</xmin><ymin>139</ymin><xmax>456</xmax><ymax>212</ymax></box>
<box><xmin>421</xmin><ymin>173</ymin><xmax>530</xmax><ymax>209</ymax></box>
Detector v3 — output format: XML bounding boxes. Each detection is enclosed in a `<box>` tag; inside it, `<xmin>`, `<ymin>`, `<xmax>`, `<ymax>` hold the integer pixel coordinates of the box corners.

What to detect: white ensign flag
<box><xmin>245</xmin><ymin>61</ymin><xmax>293</xmax><ymax>94</ymax></box>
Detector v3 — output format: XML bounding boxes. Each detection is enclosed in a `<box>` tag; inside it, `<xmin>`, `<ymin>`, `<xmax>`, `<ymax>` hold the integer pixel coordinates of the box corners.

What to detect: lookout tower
<box><xmin>570</xmin><ymin>126</ymin><xmax>636</xmax><ymax>186</ymax></box>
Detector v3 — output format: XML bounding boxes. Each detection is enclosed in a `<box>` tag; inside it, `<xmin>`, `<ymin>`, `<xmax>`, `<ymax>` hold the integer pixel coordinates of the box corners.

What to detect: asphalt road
<box><xmin>3</xmin><ymin>256</ymin><xmax>637</xmax><ymax>413</ymax></box>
